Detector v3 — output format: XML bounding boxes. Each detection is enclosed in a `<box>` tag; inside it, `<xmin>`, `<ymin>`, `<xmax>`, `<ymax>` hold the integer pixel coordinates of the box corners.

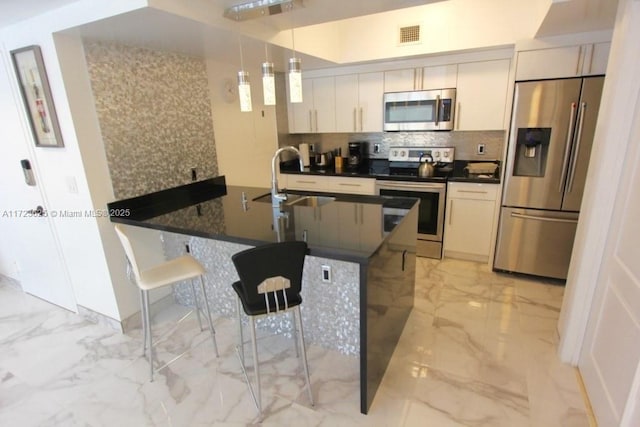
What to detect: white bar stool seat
<box><xmin>114</xmin><ymin>224</ymin><xmax>219</xmax><ymax>381</ymax></box>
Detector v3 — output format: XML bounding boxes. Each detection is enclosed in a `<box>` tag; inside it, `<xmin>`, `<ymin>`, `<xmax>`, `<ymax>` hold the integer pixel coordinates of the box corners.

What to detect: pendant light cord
<box><xmin>238</xmin><ymin>35</ymin><xmax>245</xmax><ymax>69</ymax></box>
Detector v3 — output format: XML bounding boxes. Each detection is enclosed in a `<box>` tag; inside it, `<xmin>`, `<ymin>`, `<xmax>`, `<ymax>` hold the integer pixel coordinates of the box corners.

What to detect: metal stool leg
<box><xmin>291</xmin><ymin>311</ymin><xmax>299</xmax><ymax>358</ymax></box>
<box><xmin>142</xmin><ymin>289</ymin><xmax>154</xmax><ymax>382</ymax></box>
<box><xmin>295</xmin><ymin>306</ymin><xmax>314</xmax><ymax>406</ymax></box>
<box><xmin>140</xmin><ymin>289</ymin><xmax>148</xmax><ymax>357</ymax></box>
<box><xmin>249</xmin><ymin>317</ymin><xmax>262</xmax><ymax>415</ymax></box>
<box><xmin>236</xmin><ymin>298</ymin><xmax>244</xmax><ymax>364</ymax></box>
<box><xmin>199</xmin><ymin>275</ymin><xmax>219</xmax><ymax>357</ymax></box>
<box><xmin>190</xmin><ymin>279</ymin><xmax>204</xmax><ymax>331</ymax></box>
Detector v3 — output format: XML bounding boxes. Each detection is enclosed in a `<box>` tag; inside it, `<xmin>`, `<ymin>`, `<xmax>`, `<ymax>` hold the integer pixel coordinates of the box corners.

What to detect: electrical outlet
<box><xmin>477</xmin><ymin>144</ymin><xmax>486</xmax><ymax>155</ymax></box>
<box><xmin>309</xmin><ymin>143</ymin><xmax>315</xmax><ymax>152</ymax></box>
<box><xmin>191</xmin><ymin>167</ymin><xmax>197</xmax><ymax>181</ymax></box>
<box><xmin>373</xmin><ymin>143</ymin><xmax>381</xmax><ymax>154</ymax></box>
<box><xmin>321</xmin><ymin>265</ymin><xmax>331</xmax><ymax>283</ymax></box>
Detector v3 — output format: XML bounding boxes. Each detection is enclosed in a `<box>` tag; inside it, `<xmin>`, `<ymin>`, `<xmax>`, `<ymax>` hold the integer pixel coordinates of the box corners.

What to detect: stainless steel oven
<box><xmin>377</xmin><ymin>180</ymin><xmax>446</xmax><ymax>259</ymax></box>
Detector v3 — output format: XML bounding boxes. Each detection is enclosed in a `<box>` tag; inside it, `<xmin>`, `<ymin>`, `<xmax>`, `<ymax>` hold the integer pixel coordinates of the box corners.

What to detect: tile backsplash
<box><xmin>281</xmin><ymin>130</ymin><xmax>505</xmax><ymax>162</ymax></box>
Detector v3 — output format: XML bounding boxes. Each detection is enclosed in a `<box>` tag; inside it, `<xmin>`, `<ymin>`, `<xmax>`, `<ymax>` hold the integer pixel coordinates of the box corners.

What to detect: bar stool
<box><xmin>231</xmin><ymin>241</ymin><xmax>314</xmax><ymax>417</ymax></box>
<box><xmin>114</xmin><ymin>224</ymin><xmax>219</xmax><ymax>381</ymax></box>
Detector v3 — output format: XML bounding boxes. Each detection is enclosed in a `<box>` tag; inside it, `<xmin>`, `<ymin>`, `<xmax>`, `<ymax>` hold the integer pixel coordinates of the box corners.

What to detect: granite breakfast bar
<box><xmin>107</xmin><ymin>176</ymin><xmax>418</xmax><ymax>414</ymax></box>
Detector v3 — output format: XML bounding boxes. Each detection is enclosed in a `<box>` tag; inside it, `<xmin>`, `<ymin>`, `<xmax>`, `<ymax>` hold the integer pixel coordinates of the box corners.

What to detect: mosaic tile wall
<box><xmin>84</xmin><ymin>41</ymin><xmax>218</xmax><ymax>199</ymax></box>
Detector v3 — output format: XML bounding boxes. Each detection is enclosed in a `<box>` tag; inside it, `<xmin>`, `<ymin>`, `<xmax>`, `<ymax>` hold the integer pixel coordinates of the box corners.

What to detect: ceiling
<box><xmin>0</xmin><ymin>0</ymin><xmax>618</xmax><ymax>71</ymax></box>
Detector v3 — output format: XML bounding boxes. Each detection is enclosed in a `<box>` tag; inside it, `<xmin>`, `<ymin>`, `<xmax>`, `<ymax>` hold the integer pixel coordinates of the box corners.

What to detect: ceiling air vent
<box><xmin>399</xmin><ymin>24</ymin><xmax>421</xmax><ymax>45</ymax></box>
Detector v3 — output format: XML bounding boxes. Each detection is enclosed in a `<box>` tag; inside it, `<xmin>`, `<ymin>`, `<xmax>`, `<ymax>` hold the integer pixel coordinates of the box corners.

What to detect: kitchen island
<box><xmin>107</xmin><ymin>176</ymin><xmax>418</xmax><ymax>414</ymax></box>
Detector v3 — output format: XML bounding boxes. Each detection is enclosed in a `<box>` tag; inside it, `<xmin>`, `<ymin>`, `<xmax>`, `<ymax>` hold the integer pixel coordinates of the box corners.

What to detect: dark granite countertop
<box><xmin>107</xmin><ymin>177</ymin><xmax>419</xmax><ymax>263</ymax></box>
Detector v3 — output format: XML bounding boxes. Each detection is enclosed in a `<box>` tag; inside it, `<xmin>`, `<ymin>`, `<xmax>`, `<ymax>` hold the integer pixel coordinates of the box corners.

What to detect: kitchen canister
<box><xmin>299</xmin><ymin>143</ymin><xmax>310</xmax><ymax>167</ymax></box>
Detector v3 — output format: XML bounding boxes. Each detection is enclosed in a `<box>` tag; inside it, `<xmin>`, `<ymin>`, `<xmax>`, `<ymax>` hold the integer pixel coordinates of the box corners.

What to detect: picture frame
<box><xmin>11</xmin><ymin>45</ymin><xmax>64</xmax><ymax>148</ymax></box>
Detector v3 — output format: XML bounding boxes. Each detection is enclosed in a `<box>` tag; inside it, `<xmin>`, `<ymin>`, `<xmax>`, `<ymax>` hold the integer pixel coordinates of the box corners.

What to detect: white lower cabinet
<box><xmin>283</xmin><ymin>174</ymin><xmax>329</xmax><ymax>192</ymax></box>
<box><xmin>283</xmin><ymin>174</ymin><xmax>376</xmax><ymax>195</ymax></box>
<box><xmin>443</xmin><ymin>182</ymin><xmax>499</xmax><ymax>263</ymax></box>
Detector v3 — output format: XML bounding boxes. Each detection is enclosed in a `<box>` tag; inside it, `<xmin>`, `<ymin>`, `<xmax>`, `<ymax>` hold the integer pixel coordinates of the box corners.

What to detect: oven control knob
<box><xmin>443</xmin><ymin>151</ymin><xmax>449</xmax><ymax>158</ymax></box>
<box><xmin>434</xmin><ymin>151</ymin><xmax>440</xmax><ymax>158</ymax></box>
<box><xmin>400</xmin><ymin>150</ymin><xmax>406</xmax><ymax>157</ymax></box>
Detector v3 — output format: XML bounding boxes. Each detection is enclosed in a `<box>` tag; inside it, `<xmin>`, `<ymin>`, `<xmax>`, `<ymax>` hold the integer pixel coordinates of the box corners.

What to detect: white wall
<box><xmin>0</xmin><ymin>0</ymin><xmax>148</xmax><ymax>320</ymax></box>
<box><xmin>207</xmin><ymin>59</ymin><xmax>279</xmax><ymax>188</ymax></box>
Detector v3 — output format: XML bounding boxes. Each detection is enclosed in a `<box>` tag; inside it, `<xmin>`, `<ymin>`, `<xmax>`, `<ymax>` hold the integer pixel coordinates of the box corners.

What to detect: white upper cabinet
<box><xmin>586</xmin><ymin>42</ymin><xmax>611</xmax><ymax>75</ymax></box>
<box><xmin>383</xmin><ymin>68</ymin><xmax>418</xmax><ymax>92</ymax></box>
<box><xmin>455</xmin><ymin>59</ymin><xmax>511</xmax><ymax>131</ymax></box>
<box><xmin>335</xmin><ymin>72</ymin><xmax>384</xmax><ymax>133</ymax></box>
<box><xmin>289</xmin><ymin>77</ymin><xmax>335</xmax><ymax>133</ymax></box>
<box><xmin>515</xmin><ymin>42</ymin><xmax>610</xmax><ymax>81</ymax></box>
<box><xmin>422</xmin><ymin>64</ymin><xmax>458</xmax><ymax>90</ymax></box>
<box><xmin>384</xmin><ymin>65</ymin><xmax>457</xmax><ymax>92</ymax></box>
<box><xmin>357</xmin><ymin>72</ymin><xmax>384</xmax><ymax>132</ymax></box>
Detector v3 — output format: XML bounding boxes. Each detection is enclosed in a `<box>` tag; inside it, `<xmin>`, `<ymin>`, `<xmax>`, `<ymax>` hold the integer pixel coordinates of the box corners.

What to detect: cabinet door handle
<box><xmin>449</xmin><ymin>199</ymin><xmax>454</xmax><ymax>225</ymax></box>
<box><xmin>359</xmin><ymin>204</ymin><xmax>364</xmax><ymax>224</ymax></box>
<box><xmin>308</xmin><ymin>110</ymin><xmax>313</xmax><ymax>132</ymax></box>
<box><xmin>353</xmin><ymin>108</ymin><xmax>357</xmax><ymax>132</ymax></box>
<box><xmin>458</xmin><ymin>190</ymin><xmax>488</xmax><ymax>194</ymax></box>
<box><xmin>314</xmin><ymin>110</ymin><xmax>318</xmax><ymax>132</ymax></box>
<box><xmin>359</xmin><ymin>107</ymin><xmax>363</xmax><ymax>131</ymax></box>
<box><xmin>455</xmin><ymin>101</ymin><xmax>461</xmax><ymax>130</ymax></box>
<box><xmin>338</xmin><ymin>183</ymin><xmax>360</xmax><ymax>187</ymax></box>
<box><xmin>297</xmin><ymin>180</ymin><xmax>317</xmax><ymax>185</ymax></box>
<box><xmin>402</xmin><ymin>249</ymin><xmax>407</xmax><ymax>271</ymax></box>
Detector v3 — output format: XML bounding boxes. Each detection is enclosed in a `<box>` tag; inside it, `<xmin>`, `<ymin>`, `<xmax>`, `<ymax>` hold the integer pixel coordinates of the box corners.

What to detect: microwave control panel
<box><xmin>388</xmin><ymin>146</ymin><xmax>454</xmax><ymax>163</ymax></box>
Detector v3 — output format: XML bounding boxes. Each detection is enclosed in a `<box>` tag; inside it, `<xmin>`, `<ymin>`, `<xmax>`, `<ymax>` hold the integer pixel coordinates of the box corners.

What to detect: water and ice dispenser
<box><xmin>513</xmin><ymin>128</ymin><xmax>551</xmax><ymax>177</ymax></box>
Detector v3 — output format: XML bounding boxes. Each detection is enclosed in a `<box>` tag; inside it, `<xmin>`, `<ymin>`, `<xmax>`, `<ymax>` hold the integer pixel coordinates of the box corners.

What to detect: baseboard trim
<box><xmin>575</xmin><ymin>368</ymin><xmax>598</xmax><ymax>427</ymax></box>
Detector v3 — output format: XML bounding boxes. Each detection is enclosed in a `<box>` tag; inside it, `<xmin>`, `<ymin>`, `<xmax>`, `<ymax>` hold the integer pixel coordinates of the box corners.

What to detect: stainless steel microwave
<box><xmin>383</xmin><ymin>89</ymin><xmax>456</xmax><ymax>131</ymax></box>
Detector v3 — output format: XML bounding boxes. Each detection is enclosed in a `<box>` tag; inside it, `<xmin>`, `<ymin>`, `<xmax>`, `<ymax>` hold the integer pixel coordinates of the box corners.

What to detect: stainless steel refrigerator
<box><xmin>494</xmin><ymin>76</ymin><xmax>604</xmax><ymax>280</ymax></box>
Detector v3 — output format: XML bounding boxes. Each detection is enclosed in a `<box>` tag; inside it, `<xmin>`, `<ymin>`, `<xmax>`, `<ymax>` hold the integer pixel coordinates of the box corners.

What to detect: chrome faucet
<box><xmin>271</xmin><ymin>146</ymin><xmax>304</xmax><ymax>207</ymax></box>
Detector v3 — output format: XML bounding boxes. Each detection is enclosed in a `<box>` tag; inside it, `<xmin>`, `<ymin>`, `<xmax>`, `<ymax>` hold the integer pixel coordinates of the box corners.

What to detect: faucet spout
<box><xmin>271</xmin><ymin>146</ymin><xmax>304</xmax><ymax>206</ymax></box>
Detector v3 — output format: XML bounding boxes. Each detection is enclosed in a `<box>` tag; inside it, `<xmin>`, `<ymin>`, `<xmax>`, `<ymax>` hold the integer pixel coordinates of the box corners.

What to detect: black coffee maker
<box><xmin>347</xmin><ymin>141</ymin><xmax>368</xmax><ymax>171</ymax></box>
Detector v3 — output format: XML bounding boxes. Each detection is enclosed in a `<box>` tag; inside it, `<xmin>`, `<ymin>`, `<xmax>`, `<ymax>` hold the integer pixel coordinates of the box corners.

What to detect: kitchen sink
<box><xmin>252</xmin><ymin>193</ymin><xmax>335</xmax><ymax>207</ymax></box>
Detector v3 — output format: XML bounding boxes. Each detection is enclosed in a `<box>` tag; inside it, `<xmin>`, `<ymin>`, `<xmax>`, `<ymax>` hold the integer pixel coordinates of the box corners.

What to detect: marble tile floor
<box><xmin>0</xmin><ymin>258</ymin><xmax>590</xmax><ymax>426</ymax></box>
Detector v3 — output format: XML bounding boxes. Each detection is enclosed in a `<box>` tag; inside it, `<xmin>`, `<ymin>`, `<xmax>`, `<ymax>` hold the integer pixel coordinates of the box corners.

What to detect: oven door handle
<box><xmin>378</xmin><ymin>181</ymin><xmax>444</xmax><ymax>190</ymax></box>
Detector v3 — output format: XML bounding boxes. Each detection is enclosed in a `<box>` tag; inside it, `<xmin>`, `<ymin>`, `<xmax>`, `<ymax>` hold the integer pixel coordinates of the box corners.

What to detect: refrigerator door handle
<box><xmin>510</xmin><ymin>212</ymin><xmax>579</xmax><ymax>224</ymax></box>
<box><xmin>567</xmin><ymin>102</ymin><xmax>587</xmax><ymax>192</ymax></box>
<box><xmin>559</xmin><ymin>102</ymin><xmax>578</xmax><ymax>193</ymax></box>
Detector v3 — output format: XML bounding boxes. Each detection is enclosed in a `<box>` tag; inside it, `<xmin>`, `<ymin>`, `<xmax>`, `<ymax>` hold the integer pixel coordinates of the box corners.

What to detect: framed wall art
<box><xmin>11</xmin><ymin>45</ymin><xmax>64</xmax><ymax>148</ymax></box>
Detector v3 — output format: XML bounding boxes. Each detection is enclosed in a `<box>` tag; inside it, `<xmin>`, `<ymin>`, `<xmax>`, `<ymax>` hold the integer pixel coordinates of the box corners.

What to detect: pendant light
<box><xmin>261</xmin><ymin>44</ymin><xmax>276</xmax><ymax>105</ymax></box>
<box><xmin>237</xmin><ymin>36</ymin><xmax>252</xmax><ymax>112</ymax></box>
<box><xmin>288</xmin><ymin>25</ymin><xmax>303</xmax><ymax>103</ymax></box>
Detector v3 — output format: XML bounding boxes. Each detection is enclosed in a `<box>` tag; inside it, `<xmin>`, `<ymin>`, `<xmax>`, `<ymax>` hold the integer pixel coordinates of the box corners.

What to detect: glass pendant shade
<box><xmin>237</xmin><ymin>71</ymin><xmax>252</xmax><ymax>112</ymax></box>
<box><xmin>261</xmin><ymin>62</ymin><xmax>276</xmax><ymax>106</ymax></box>
<box><xmin>288</xmin><ymin>57</ymin><xmax>302</xmax><ymax>103</ymax></box>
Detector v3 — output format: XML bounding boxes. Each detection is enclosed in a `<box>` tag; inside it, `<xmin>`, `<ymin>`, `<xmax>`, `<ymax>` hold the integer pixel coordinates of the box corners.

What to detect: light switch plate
<box><xmin>477</xmin><ymin>144</ymin><xmax>486</xmax><ymax>155</ymax></box>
